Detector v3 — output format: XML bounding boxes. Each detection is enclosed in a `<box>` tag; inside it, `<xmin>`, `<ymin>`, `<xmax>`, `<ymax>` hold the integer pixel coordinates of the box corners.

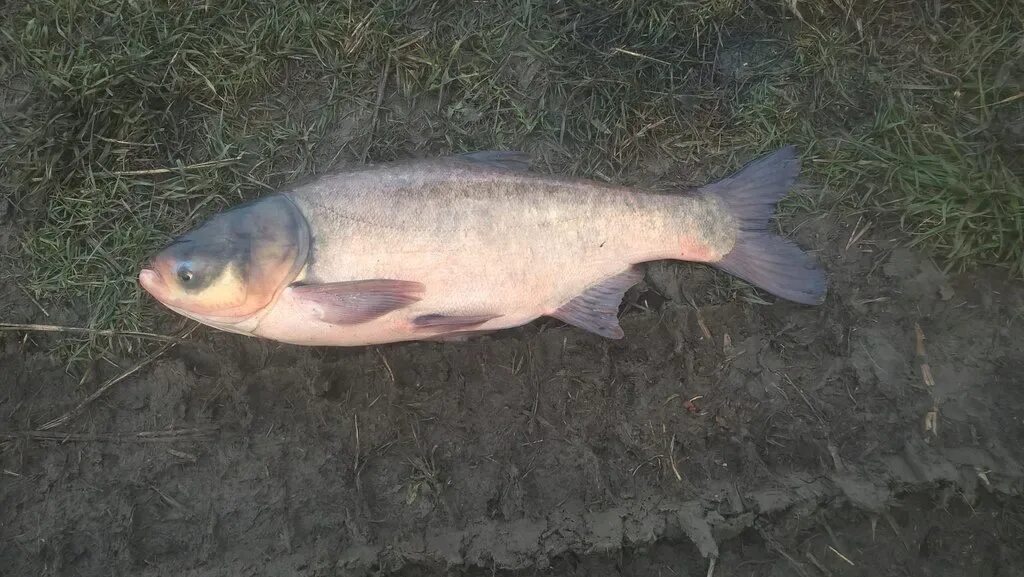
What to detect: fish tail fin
<box><xmin>700</xmin><ymin>146</ymin><xmax>827</xmax><ymax>305</ymax></box>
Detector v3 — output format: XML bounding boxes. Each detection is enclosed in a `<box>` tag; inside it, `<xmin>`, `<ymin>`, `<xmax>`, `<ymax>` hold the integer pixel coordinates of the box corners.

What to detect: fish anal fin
<box><xmin>290</xmin><ymin>279</ymin><xmax>424</xmax><ymax>325</ymax></box>
<box><xmin>549</xmin><ymin>266</ymin><xmax>644</xmax><ymax>339</ymax></box>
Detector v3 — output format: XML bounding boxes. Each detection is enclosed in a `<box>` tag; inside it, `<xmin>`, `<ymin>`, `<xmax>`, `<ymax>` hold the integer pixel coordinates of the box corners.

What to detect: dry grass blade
<box><xmin>915</xmin><ymin>323</ymin><xmax>936</xmax><ymax>388</ymax></box>
<box><xmin>611</xmin><ymin>47</ymin><xmax>672</xmax><ymax>66</ymax></box>
<box><xmin>760</xmin><ymin>528</ymin><xmax>812</xmax><ymax>577</ymax></box>
<box><xmin>376</xmin><ymin>347</ymin><xmax>396</xmax><ymax>384</ymax></box>
<box><xmin>805</xmin><ymin>551</ymin><xmax>833</xmax><ymax>576</ymax></box>
<box><xmin>669</xmin><ymin>433</ymin><xmax>683</xmax><ymax>482</ymax></box>
<box><xmin>353</xmin><ymin>412</ymin><xmax>363</xmax><ymax>491</ymax></box>
<box><xmin>102</xmin><ymin>154</ymin><xmax>246</xmax><ymax>177</ymax></box>
<box><xmin>681</xmin><ymin>290</ymin><xmax>712</xmax><ymax>340</ymax></box>
<box><xmin>705</xmin><ymin>556</ymin><xmax>717</xmax><ymax>577</ymax></box>
<box><xmin>38</xmin><ymin>342</ymin><xmax>176</xmax><ymax>431</ymax></box>
<box><xmin>0</xmin><ymin>322</ymin><xmax>182</xmax><ymax>343</ymax></box>
<box><xmin>845</xmin><ymin>217</ymin><xmax>873</xmax><ymax>251</ymax></box>
<box><xmin>362</xmin><ymin>57</ymin><xmax>391</xmax><ymax>162</ymax></box>
<box><xmin>827</xmin><ymin>545</ymin><xmax>855</xmax><ymax>566</ymax></box>
<box><xmin>974</xmin><ymin>91</ymin><xmax>1024</xmax><ymax>109</ymax></box>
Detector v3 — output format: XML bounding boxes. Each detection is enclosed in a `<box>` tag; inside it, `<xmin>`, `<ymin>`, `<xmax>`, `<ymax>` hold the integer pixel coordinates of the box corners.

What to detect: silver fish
<box><xmin>139</xmin><ymin>147</ymin><xmax>825</xmax><ymax>345</ymax></box>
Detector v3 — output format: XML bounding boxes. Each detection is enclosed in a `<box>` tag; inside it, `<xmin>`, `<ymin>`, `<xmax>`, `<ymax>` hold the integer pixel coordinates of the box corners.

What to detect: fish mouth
<box><xmin>139</xmin><ymin>267</ymin><xmax>168</xmax><ymax>303</ymax></box>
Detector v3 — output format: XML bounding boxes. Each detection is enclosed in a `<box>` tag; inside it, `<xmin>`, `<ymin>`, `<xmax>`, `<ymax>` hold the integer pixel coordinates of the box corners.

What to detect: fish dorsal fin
<box><xmin>549</xmin><ymin>266</ymin><xmax>645</xmax><ymax>339</ymax></box>
<box><xmin>289</xmin><ymin>279</ymin><xmax>424</xmax><ymax>325</ymax></box>
<box><xmin>456</xmin><ymin>150</ymin><xmax>531</xmax><ymax>172</ymax></box>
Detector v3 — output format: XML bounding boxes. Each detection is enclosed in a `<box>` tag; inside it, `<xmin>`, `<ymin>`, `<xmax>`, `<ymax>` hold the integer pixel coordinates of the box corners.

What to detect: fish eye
<box><xmin>177</xmin><ymin>267</ymin><xmax>194</xmax><ymax>283</ymax></box>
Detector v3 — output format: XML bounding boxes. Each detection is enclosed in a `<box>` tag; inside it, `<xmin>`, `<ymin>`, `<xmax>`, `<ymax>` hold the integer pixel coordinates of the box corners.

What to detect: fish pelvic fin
<box><xmin>699</xmin><ymin>146</ymin><xmax>827</xmax><ymax>305</ymax></box>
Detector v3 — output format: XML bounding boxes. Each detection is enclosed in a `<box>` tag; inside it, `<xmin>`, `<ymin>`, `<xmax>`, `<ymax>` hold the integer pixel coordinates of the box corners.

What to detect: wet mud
<box><xmin>3</xmin><ymin>216</ymin><xmax>1024</xmax><ymax>576</ymax></box>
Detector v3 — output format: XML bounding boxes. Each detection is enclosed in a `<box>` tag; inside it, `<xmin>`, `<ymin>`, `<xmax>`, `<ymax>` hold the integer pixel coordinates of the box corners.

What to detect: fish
<box><xmin>139</xmin><ymin>146</ymin><xmax>826</xmax><ymax>346</ymax></box>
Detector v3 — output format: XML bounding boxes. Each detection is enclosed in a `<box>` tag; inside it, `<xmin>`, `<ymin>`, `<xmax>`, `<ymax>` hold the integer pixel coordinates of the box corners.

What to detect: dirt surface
<box><xmin>2</xmin><ymin>0</ymin><xmax>1022</xmax><ymax>573</ymax></box>
<box><xmin>3</xmin><ymin>205</ymin><xmax>1024</xmax><ymax>575</ymax></box>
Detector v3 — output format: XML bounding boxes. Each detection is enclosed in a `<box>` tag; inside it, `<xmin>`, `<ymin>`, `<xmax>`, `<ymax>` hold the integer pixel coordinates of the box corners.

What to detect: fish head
<box><xmin>140</xmin><ymin>194</ymin><xmax>310</xmax><ymax>327</ymax></box>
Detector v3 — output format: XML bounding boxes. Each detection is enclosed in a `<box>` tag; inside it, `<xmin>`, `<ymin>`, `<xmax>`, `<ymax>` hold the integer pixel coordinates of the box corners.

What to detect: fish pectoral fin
<box><xmin>456</xmin><ymin>150</ymin><xmax>530</xmax><ymax>172</ymax></box>
<box><xmin>549</xmin><ymin>266</ymin><xmax>645</xmax><ymax>339</ymax></box>
<box><xmin>289</xmin><ymin>279</ymin><xmax>424</xmax><ymax>325</ymax></box>
<box><xmin>412</xmin><ymin>313</ymin><xmax>501</xmax><ymax>331</ymax></box>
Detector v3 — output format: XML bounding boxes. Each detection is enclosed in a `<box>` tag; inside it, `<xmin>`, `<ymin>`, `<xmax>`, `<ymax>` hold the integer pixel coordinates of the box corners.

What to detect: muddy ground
<box><xmin>3</xmin><ymin>204</ymin><xmax>1024</xmax><ymax>576</ymax></box>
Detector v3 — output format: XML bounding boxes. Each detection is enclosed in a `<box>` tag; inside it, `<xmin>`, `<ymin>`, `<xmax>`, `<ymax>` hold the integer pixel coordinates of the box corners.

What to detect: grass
<box><xmin>0</xmin><ymin>0</ymin><xmax>1021</xmax><ymax>360</ymax></box>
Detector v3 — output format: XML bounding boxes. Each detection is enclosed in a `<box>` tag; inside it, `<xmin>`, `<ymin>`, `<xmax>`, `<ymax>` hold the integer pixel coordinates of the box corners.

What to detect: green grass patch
<box><xmin>787</xmin><ymin>0</ymin><xmax>1024</xmax><ymax>273</ymax></box>
<box><xmin>0</xmin><ymin>0</ymin><xmax>1021</xmax><ymax>360</ymax></box>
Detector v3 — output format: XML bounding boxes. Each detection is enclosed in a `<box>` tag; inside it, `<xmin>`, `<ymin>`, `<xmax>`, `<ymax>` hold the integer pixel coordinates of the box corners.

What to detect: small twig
<box><xmin>376</xmin><ymin>347</ymin><xmax>396</xmax><ymax>384</ymax></box>
<box><xmin>775</xmin><ymin>546</ymin><xmax>810</xmax><ymax>577</ymax></box>
<box><xmin>884</xmin><ymin>512</ymin><xmax>910</xmax><ymax>551</ymax></box>
<box><xmin>38</xmin><ymin>342</ymin><xmax>175</xmax><ymax>431</ymax></box>
<box><xmin>0</xmin><ymin>322</ymin><xmax>182</xmax><ymax>343</ymax></box>
<box><xmin>103</xmin><ymin>154</ymin><xmax>245</xmax><ymax>177</ymax></box>
<box><xmin>827</xmin><ymin>545</ymin><xmax>855</xmax><ymax>566</ymax></box>
<box><xmin>760</xmin><ymin>528</ymin><xmax>811</xmax><ymax>577</ymax></box>
<box><xmin>354</xmin><ymin>413</ymin><xmax>361</xmax><ymax>472</ymax></box>
<box><xmin>669</xmin><ymin>433</ymin><xmax>683</xmax><ymax>482</ymax></box>
<box><xmin>0</xmin><ymin>427</ymin><xmax>217</xmax><ymax>443</ymax></box>
<box><xmin>16</xmin><ymin>287</ymin><xmax>49</xmax><ymax>317</ymax></box>
<box><xmin>681</xmin><ymin>290</ymin><xmax>712</xmax><ymax>340</ymax></box>
<box><xmin>845</xmin><ymin>217</ymin><xmax>873</xmax><ymax>251</ymax></box>
<box><xmin>782</xmin><ymin>374</ymin><xmax>826</xmax><ymax>425</ymax></box>
<box><xmin>631</xmin><ymin>455</ymin><xmax>664</xmax><ymax>477</ymax></box>
<box><xmin>353</xmin><ymin>413</ymin><xmax>366</xmax><ymax>493</ymax></box>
